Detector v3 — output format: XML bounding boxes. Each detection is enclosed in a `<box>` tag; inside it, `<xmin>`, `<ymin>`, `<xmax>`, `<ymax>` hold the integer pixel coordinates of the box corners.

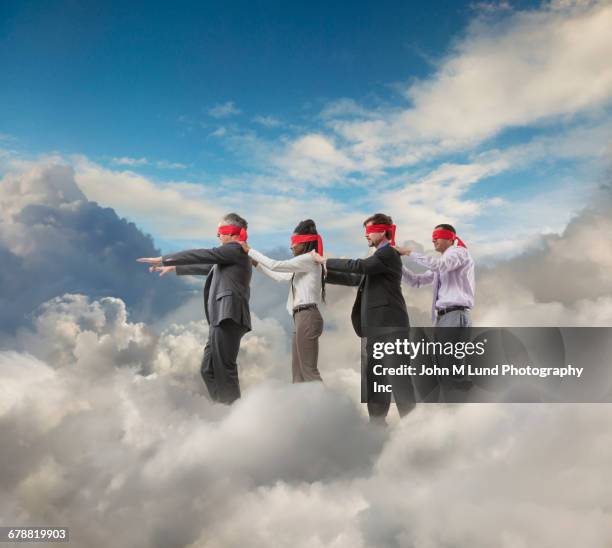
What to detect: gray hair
<box><xmin>222</xmin><ymin>212</ymin><xmax>248</xmax><ymax>229</ymax></box>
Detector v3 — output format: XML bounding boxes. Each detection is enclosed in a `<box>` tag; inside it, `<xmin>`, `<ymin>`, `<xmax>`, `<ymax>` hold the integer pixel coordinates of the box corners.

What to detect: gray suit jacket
<box><xmin>162</xmin><ymin>241</ymin><xmax>252</xmax><ymax>330</ymax></box>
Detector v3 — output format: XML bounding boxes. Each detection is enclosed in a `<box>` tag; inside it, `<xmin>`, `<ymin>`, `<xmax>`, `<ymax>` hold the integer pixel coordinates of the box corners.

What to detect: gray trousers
<box><xmin>292</xmin><ymin>307</ymin><xmax>324</xmax><ymax>382</ymax></box>
<box><xmin>434</xmin><ymin>309</ymin><xmax>472</xmax><ymax>401</ymax></box>
<box><xmin>201</xmin><ymin>319</ymin><xmax>248</xmax><ymax>404</ymax></box>
<box><xmin>435</xmin><ymin>309</ymin><xmax>472</xmax><ymax>327</ymax></box>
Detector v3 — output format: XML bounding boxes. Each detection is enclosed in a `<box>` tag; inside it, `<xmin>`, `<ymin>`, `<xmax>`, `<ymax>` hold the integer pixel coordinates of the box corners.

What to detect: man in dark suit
<box><xmin>312</xmin><ymin>213</ymin><xmax>414</xmax><ymax>421</ymax></box>
<box><xmin>137</xmin><ymin>213</ymin><xmax>252</xmax><ymax>404</ymax></box>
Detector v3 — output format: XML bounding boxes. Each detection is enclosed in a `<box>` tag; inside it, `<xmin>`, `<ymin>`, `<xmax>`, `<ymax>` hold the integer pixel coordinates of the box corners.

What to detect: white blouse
<box><xmin>248</xmin><ymin>249</ymin><xmax>323</xmax><ymax>315</ymax></box>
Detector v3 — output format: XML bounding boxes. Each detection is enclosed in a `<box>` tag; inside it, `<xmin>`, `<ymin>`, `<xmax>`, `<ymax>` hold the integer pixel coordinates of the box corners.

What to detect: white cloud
<box><xmin>73</xmin><ymin>156</ymin><xmax>227</xmax><ymax>239</ymax></box>
<box><xmin>320</xmin><ymin>98</ymin><xmax>379</xmax><ymax>121</ymax></box>
<box><xmin>317</xmin><ymin>1</ymin><xmax>612</xmax><ymax>172</ymax></box>
<box><xmin>111</xmin><ymin>156</ymin><xmax>149</xmax><ymax>166</ymax></box>
<box><xmin>110</xmin><ymin>157</ymin><xmax>188</xmax><ymax>170</ymax></box>
<box><xmin>374</xmin><ymin>159</ymin><xmax>510</xmax><ymax>251</ymax></box>
<box><xmin>401</xmin><ymin>1</ymin><xmax>612</xmax><ymax>142</ymax></box>
<box><xmin>0</xmin><ymin>162</ymin><xmax>86</xmax><ymax>219</ymax></box>
<box><xmin>155</xmin><ymin>160</ymin><xmax>188</xmax><ymax>170</ymax></box>
<box><xmin>209</xmin><ymin>126</ymin><xmax>227</xmax><ymax>137</ymax></box>
<box><xmin>273</xmin><ymin>134</ymin><xmax>356</xmax><ymax>184</ymax></box>
<box><xmin>74</xmin><ymin>155</ymin><xmax>362</xmax><ymax>238</ymax></box>
<box><xmin>469</xmin><ymin>1</ymin><xmax>513</xmax><ymax>13</ymax></box>
<box><xmin>473</xmin><ymin>199</ymin><xmax>612</xmax><ymax>326</ymax></box>
<box><xmin>208</xmin><ymin>101</ymin><xmax>241</xmax><ymax>118</ymax></box>
<box><xmin>253</xmin><ymin>115</ymin><xmax>282</xmax><ymax>128</ymax></box>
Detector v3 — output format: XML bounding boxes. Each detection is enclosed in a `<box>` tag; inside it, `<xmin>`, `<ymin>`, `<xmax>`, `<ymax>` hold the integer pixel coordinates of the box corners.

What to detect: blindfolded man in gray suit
<box><xmin>137</xmin><ymin>213</ymin><xmax>252</xmax><ymax>404</ymax></box>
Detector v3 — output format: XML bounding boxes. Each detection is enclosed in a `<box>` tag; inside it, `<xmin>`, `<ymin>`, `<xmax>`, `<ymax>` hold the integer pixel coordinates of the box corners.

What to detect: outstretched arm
<box><xmin>401</xmin><ymin>266</ymin><xmax>434</xmax><ymax>288</ymax></box>
<box><xmin>175</xmin><ymin>264</ymin><xmax>214</xmax><ymax>276</ymax></box>
<box><xmin>326</xmin><ymin>254</ymin><xmax>387</xmax><ymax>276</ymax></box>
<box><xmin>248</xmin><ymin>248</ymin><xmax>314</xmax><ymax>273</ymax></box>
<box><xmin>409</xmin><ymin>247</ymin><xmax>468</xmax><ymax>274</ymax></box>
<box><xmin>256</xmin><ymin>263</ymin><xmax>293</xmax><ymax>282</ymax></box>
<box><xmin>161</xmin><ymin>244</ymin><xmax>241</xmax><ymax>266</ymax></box>
<box><xmin>325</xmin><ymin>269</ymin><xmax>362</xmax><ymax>286</ymax></box>
<box><xmin>310</xmin><ymin>251</ymin><xmax>362</xmax><ymax>285</ymax></box>
<box><xmin>147</xmin><ymin>264</ymin><xmax>213</xmax><ymax>277</ymax></box>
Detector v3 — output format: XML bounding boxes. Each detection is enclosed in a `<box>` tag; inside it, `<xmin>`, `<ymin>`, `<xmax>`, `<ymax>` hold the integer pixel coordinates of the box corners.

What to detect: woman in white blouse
<box><xmin>240</xmin><ymin>219</ymin><xmax>325</xmax><ymax>383</ymax></box>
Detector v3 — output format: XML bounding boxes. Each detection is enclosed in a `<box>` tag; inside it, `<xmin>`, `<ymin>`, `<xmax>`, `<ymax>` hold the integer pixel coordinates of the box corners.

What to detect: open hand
<box><xmin>137</xmin><ymin>257</ymin><xmax>163</xmax><ymax>264</ymax></box>
<box><xmin>149</xmin><ymin>265</ymin><xmax>176</xmax><ymax>277</ymax></box>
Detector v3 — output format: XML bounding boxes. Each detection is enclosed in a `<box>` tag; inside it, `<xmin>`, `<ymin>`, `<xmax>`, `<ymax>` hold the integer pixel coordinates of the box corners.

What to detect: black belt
<box><xmin>293</xmin><ymin>303</ymin><xmax>318</xmax><ymax>314</ymax></box>
<box><xmin>437</xmin><ymin>305</ymin><xmax>469</xmax><ymax>317</ymax></box>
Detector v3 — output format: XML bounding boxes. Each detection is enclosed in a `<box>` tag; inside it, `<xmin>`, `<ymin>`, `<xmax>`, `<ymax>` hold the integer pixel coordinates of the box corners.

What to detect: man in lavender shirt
<box><xmin>396</xmin><ymin>224</ymin><xmax>475</xmax><ymax>327</ymax></box>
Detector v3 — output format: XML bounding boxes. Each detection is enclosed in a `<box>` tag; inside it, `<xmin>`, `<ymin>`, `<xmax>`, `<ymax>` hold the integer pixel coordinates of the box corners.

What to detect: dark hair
<box><xmin>223</xmin><ymin>212</ymin><xmax>248</xmax><ymax>229</ymax></box>
<box><xmin>435</xmin><ymin>223</ymin><xmax>456</xmax><ymax>233</ymax></box>
<box><xmin>363</xmin><ymin>213</ymin><xmax>393</xmax><ymax>240</ymax></box>
<box><xmin>293</xmin><ymin>219</ymin><xmax>325</xmax><ymax>303</ymax></box>
<box><xmin>294</xmin><ymin>218</ymin><xmax>317</xmax><ymax>238</ymax></box>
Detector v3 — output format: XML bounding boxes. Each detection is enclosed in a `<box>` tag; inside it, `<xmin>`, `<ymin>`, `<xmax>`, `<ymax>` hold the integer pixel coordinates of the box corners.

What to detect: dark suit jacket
<box><xmin>162</xmin><ymin>241</ymin><xmax>252</xmax><ymax>330</ymax></box>
<box><xmin>326</xmin><ymin>244</ymin><xmax>409</xmax><ymax>337</ymax></box>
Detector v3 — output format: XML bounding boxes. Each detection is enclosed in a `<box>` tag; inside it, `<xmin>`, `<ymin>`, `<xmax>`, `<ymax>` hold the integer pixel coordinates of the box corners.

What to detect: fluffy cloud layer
<box><xmin>11</xmin><ymin>294</ymin><xmax>293</xmax><ymax>391</ymax></box>
<box><xmin>2</xmin><ymin>299</ymin><xmax>611</xmax><ymax>547</ymax></box>
<box><xmin>473</xmin><ymin>188</ymin><xmax>612</xmax><ymax>326</ymax></box>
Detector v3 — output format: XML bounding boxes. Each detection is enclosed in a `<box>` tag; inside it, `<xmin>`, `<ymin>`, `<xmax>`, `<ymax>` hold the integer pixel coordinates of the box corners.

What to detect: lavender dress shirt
<box><xmin>401</xmin><ymin>246</ymin><xmax>475</xmax><ymax>323</ymax></box>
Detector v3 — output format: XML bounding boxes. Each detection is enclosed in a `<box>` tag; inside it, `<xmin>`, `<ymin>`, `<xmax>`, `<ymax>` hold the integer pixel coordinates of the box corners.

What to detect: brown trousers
<box><xmin>292</xmin><ymin>306</ymin><xmax>324</xmax><ymax>382</ymax></box>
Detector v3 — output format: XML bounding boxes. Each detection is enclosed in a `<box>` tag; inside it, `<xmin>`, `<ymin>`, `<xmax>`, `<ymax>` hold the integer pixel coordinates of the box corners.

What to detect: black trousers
<box><xmin>201</xmin><ymin>319</ymin><xmax>248</xmax><ymax>404</ymax></box>
<box><xmin>362</xmin><ymin>328</ymin><xmax>416</xmax><ymax>420</ymax></box>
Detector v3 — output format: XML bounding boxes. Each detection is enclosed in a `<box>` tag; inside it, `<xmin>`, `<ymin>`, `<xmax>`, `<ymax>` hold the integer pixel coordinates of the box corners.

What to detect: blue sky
<box><xmin>0</xmin><ymin>0</ymin><xmax>487</xmax><ymax>166</ymax></box>
<box><xmin>0</xmin><ymin>2</ymin><xmax>448</xmax><ymax>152</ymax></box>
<box><xmin>1</xmin><ymin>0</ymin><xmax>611</xmax><ymax>259</ymax></box>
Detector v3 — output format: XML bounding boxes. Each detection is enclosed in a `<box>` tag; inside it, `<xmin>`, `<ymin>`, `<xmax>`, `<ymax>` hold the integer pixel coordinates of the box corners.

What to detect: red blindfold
<box><xmin>365</xmin><ymin>224</ymin><xmax>396</xmax><ymax>246</ymax></box>
<box><xmin>218</xmin><ymin>225</ymin><xmax>248</xmax><ymax>241</ymax></box>
<box><xmin>291</xmin><ymin>234</ymin><xmax>323</xmax><ymax>255</ymax></box>
<box><xmin>432</xmin><ymin>228</ymin><xmax>467</xmax><ymax>248</ymax></box>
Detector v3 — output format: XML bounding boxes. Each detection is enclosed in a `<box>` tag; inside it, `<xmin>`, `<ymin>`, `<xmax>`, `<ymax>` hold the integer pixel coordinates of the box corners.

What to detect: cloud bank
<box><xmin>2</xmin><ymin>303</ymin><xmax>611</xmax><ymax>547</ymax></box>
<box><xmin>0</xmin><ymin>161</ymin><xmax>190</xmax><ymax>333</ymax></box>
